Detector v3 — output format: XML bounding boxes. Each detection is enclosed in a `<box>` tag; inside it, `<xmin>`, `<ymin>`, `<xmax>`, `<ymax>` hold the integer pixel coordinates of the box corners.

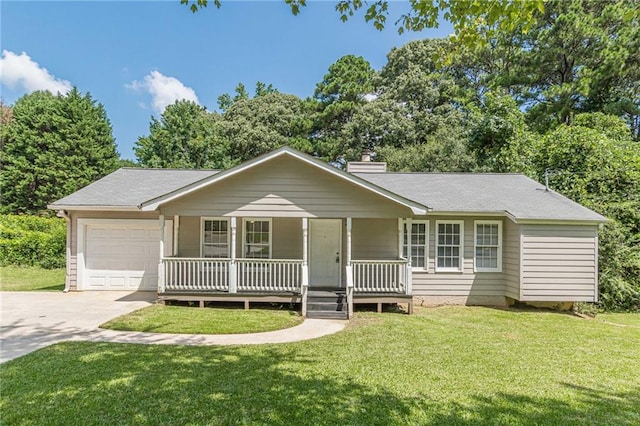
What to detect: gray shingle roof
<box><xmin>355</xmin><ymin>172</ymin><xmax>607</xmax><ymax>221</ymax></box>
<box><xmin>49</xmin><ymin>160</ymin><xmax>606</xmax><ymax>222</ymax></box>
<box><xmin>50</xmin><ymin>168</ymin><xmax>219</xmax><ymax>208</ymax></box>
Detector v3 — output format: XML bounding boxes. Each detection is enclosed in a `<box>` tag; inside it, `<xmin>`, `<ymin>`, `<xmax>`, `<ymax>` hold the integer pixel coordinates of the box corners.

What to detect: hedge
<box><xmin>0</xmin><ymin>215</ymin><xmax>66</xmax><ymax>269</ymax></box>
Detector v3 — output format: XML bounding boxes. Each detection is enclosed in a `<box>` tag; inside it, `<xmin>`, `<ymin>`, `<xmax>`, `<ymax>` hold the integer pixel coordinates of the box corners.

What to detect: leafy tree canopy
<box><xmin>217</xmin><ymin>81</ymin><xmax>278</xmax><ymax>112</ymax></box>
<box><xmin>181</xmin><ymin>0</ymin><xmax>546</xmax><ymax>47</ymax></box>
<box><xmin>0</xmin><ymin>89</ymin><xmax>120</xmax><ymax>214</ymax></box>
<box><xmin>222</xmin><ymin>92</ymin><xmax>314</xmax><ymax>164</ymax></box>
<box><xmin>135</xmin><ymin>100</ymin><xmax>230</xmax><ymax>169</ymax></box>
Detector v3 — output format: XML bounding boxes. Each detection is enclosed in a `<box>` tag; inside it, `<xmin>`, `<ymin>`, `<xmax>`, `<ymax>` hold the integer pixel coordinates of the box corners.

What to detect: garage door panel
<box><xmin>88</xmin><ymin>276</ymin><xmax>107</xmax><ymax>288</ymax></box>
<box><xmin>83</xmin><ymin>220</ymin><xmax>161</xmax><ymax>291</ymax></box>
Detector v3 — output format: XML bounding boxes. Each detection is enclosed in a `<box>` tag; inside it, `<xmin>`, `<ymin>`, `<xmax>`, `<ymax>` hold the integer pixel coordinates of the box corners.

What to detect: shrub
<box><xmin>0</xmin><ymin>215</ymin><xmax>65</xmax><ymax>269</ymax></box>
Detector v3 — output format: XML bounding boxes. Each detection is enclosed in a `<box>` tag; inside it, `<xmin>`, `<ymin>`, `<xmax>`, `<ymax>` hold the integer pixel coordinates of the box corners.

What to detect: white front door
<box><xmin>309</xmin><ymin>219</ymin><xmax>342</xmax><ymax>287</ymax></box>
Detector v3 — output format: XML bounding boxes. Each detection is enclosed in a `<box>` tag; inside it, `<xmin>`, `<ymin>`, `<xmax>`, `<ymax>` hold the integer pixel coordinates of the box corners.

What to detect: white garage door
<box><xmin>81</xmin><ymin>220</ymin><xmax>170</xmax><ymax>291</ymax></box>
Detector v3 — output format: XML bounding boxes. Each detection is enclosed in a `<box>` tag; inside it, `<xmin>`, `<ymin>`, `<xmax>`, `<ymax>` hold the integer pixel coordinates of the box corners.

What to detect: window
<box><xmin>403</xmin><ymin>221</ymin><xmax>428</xmax><ymax>269</ymax></box>
<box><xmin>243</xmin><ymin>218</ymin><xmax>271</xmax><ymax>259</ymax></box>
<box><xmin>474</xmin><ymin>221</ymin><xmax>502</xmax><ymax>272</ymax></box>
<box><xmin>201</xmin><ymin>218</ymin><xmax>229</xmax><ymax>258</ymax></box>
<box><xmin>436</xmin><ymin>221</ymin><xmax>464</xmax><ymax>271</ymax></box>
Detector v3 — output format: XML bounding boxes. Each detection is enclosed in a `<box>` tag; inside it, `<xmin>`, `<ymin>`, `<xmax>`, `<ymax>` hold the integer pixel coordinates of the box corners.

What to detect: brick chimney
<box><xmin>346</xmin><ymin>149</ymin><xmax>387</xmax><ymax>173</ymax></box>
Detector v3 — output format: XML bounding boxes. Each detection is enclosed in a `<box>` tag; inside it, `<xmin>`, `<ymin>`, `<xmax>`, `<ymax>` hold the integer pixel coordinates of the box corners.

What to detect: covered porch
<box><xmin>157</xmin><ymin>216</ymin><xmax>416</xmax><ymax>317</ymax></box>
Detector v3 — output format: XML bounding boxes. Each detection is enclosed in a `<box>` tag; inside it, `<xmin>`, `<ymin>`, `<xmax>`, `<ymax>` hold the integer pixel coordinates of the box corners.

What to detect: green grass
<box><xmin>101</xmin><ymin>304</ymin><xmax>304</xmax><ymax>334</ymax></box>
<box><xmin>0</xmin><ymin>266</ymin><xmax>65</xmax><ymax>291</ymax></box>
<box><xmin>597</xmin><ymin>312</ymin><xmax>640</xmax><ymax>328</ymax></box>
<box><xmin>2</xmin><ymin>307</ymin><xmax>639</xmax><ymax>425</ymax></box>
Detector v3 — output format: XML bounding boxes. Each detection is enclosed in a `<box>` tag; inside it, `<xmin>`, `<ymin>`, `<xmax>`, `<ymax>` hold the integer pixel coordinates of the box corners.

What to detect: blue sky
<box><xmin>1</xmin><ymin>1</ymin><xmax>451</xmax><ymax>159</ymax></box>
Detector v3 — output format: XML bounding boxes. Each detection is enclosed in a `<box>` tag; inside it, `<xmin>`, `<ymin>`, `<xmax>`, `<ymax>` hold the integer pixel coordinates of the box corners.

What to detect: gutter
<box><xmin>56</xmin><ymin>210</ymin><xmax>71</xmax><ymax>293</ymax></box>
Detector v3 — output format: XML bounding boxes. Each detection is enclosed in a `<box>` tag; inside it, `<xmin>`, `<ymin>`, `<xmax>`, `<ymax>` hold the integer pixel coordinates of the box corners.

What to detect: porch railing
<box><xmin>163</xmin><ymin>258</ymin><xmax>230</xmax><ymax>292</ymax></box>
<box><xmin>351</xmin><ymin>259</ymin><xmax>409</xmax><ymax>293</ymax></box>
<box><xmin>162</xmin><ymin>258</ymin><xmax>408</xmax><ymax>295</ymax></box>
<box><xmin>236</xmin><ymin>259</ymin><xmax>303</xmax><ymax>292</ymax></box>
<box><xmin>162</xmin><ymin>257</ymin><xmax>303</xmax><ymax>293</ymax></box>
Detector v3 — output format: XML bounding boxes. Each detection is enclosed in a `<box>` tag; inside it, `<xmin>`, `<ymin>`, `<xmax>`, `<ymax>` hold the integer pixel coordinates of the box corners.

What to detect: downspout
<box><xmin>56</xmin><ymin>210</ymin><xmax>71</xmax><ymax>293</ymax></box>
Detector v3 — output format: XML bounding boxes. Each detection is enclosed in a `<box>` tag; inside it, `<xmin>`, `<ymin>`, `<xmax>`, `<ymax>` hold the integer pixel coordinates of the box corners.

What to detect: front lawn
<box><xmin>1</xmin><ymin>307</ymin><xmax>638</xmax><ymax>425</ymax></box>
<box><xmin>101</xmin><ymin>304</ymin><xmax>303</xmax><ymax>334</ymax></box>
<box><xmin>0</xmin><ymin>266</ymin><xmax>65</xmax><ymax>291</ymax></box>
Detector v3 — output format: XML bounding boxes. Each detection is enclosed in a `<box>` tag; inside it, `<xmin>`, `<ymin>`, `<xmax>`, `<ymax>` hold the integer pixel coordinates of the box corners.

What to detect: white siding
<box><xmin>412</xmin><ymin>216</ymin><xmax>505</xmax><ymax>299</ymax></box>
<box><xmin>351</xmin><ymin>218</ymin><xmax>398</xmax><ymax>260</ymax></box>
<box><xmin>520</xmin><ymin>224</ymin><xmax>598</xmax><ymax>302</ymax></box>
<box><xmin>160</xmin><ymin>156</ymin><xmax>412</xmax><ymax>218</ymax></box>
<box><xmin>177</xmin><ymin>216</ymin><xmax>303</xmax><ymax>259</ymax></box>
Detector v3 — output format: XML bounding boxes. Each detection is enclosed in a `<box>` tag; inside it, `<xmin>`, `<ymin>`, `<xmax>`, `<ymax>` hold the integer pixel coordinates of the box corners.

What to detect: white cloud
<box><xmin>0</xmin><ymin>50</ymin><xmax>72</xmax><ymax>95</ymax></box>
<box><xmin>364</xmin><ymin>93</ymin><xmax>378</xmax><ymax>102</ymax></box>
<box><xmin>127</xmin><ymin>70</ymin><xmax>199</xmax><ymax>114</ymax></box>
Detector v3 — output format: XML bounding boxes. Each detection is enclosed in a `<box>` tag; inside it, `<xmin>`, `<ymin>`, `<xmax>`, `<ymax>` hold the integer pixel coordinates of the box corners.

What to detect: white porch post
<box><xmin>398</xmin><ymin>218</ymin><xmax>403</xmax><ymax>258</ymax></box>
<box><xmin>346</xmin><ymin>217</ymin><xmax>354</xmax><ymax>318</ymax></box>
<box><xmin>406</xmin><ymin>218</ymin><xmax>412</xmax><ymax>267</ymax></box>
<box><xmin>173</xmin><ymin>215</ymin><xmax>179</xmax><ymax>256</ymax></box>
<box><xmin>229</xmin><ymin>216</ymin><xmax>237</xmax><ymax>293</ymax></box>
<box><xmin>158</xmin><ymin>215</ymin><xmax>165</xmax><ymax>293</ymax></box>
<box><xmin>301</xmin><ymin>218</ymin><xmax>309</xmax><ymax>316</ymax></box>
<box><xmin>346</xmin><ymin>218</ymin><xmax>352</xmax><ymax>266</ymax></box>
<box><xmin>406</xmin><ymin>218</ymin><xmax>413</xmax><ymax>296</ymax></box>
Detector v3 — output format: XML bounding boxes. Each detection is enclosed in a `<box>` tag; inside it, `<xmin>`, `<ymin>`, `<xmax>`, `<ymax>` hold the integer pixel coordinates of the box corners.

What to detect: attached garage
<box><xmin>77</xmin><ymin>219</ymin><xmax>171</xmax><ymax>291</ymax></box>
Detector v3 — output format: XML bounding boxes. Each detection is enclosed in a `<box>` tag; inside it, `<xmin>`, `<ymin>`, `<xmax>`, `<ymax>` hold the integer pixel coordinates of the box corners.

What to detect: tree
<box><xmin>135</xmin><ymin>100</ymin><xmax>230</xmax><ymax>169</ymax></box>
<box><xmin>452</xmin><ymin>0</ymin><xmax>640</xmax><ymax>137</ymax></box>
<box><xmin>312</xmin><ymin>55</ymin><xmax>375</xmax><ymax>162</ymax></box>
<box><xmin>467</xmin><ymin>90</ymin><xmax>536</xmax><ymax>174</ymax></box>
<box><xmin>222</xmin><ymin>92</ymin><xmax>314</xmax><ymax>164</ymax></box>
<box><xmin>182</xmin><ymin>0</ymin><xmax>547</xmax><ymax>47</ymax></box>
<box><xmin>217</xmin><ymin>82</ymin><xmax>277</xmax><ymax>112</ymax></box>
<box><xmin>352</xmin><ymin>38</ymin><xmax>476</xmax><ymax>172</ymax></box>
<box><xmin>0</xmin><ymin>89</ymin><xmax>120</xmax><ymax>214</ymax></box>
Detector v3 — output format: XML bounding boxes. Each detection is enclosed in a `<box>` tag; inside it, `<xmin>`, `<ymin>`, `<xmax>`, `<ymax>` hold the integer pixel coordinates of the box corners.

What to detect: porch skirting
<box><xmin>158</xmin><ymin>290</ymin><xmax>413</xmax><ymax>313</ymax></box>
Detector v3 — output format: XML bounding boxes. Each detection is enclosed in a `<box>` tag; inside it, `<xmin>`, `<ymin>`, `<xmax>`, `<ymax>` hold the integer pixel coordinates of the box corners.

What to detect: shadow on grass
<box><xmin>2</xmin><ymin>342</ymin><xmax>638</xmax><ymax>425</ymax></box>
<box><xmin>428</xmin><ymin>384</ymin><xmax>640</xmax><ymax>425</ymax></box>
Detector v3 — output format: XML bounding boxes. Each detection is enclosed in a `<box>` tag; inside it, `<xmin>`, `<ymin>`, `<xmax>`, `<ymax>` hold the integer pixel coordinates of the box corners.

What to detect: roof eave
<box><xmin>513</xmin><ymin>217</ymin><xmax>609</xmax><ymax>225</ymax></box>
<box><xmin>47</xmin><ymin>204</ymin><xmax>141</xmax><ymax>211</ymax></box>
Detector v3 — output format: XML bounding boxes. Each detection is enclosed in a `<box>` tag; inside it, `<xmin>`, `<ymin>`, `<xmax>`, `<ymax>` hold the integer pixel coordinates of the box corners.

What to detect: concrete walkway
<box><xmin>0</xmin><ymin>291</ymin><xmax>347</xmax><ymax>364</ymax></box>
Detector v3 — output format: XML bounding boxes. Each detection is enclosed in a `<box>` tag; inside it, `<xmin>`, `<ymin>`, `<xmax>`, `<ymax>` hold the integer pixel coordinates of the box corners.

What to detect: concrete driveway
<box><xmin>0</xmin><ymin>291</ymin><xmax>156</xmax><ymax>363</ymax></box>
<box><xmin>0</xmin><ymin>291</ymin><xmax>347</xmax><ymax>364</ymax></box>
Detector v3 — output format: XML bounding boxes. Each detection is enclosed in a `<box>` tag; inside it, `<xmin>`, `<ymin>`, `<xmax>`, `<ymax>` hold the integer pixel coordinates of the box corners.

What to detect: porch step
<box><xmin>306</xmin><ymin>288</ymin><xmax>348</xmax><ymax>319</ymax></box>
<box><xmin>307</xmin><ymin>310</ymin><xmax>348</xmax><ymax>320</ymax></box>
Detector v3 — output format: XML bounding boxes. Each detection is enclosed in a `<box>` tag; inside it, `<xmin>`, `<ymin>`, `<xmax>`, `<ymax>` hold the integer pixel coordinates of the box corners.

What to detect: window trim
<box><xmin>200</xmin><ymin>217</ymin><xmax>231</xmax><ymax>259</ymax></box>
<box><xmin>403</xmin><ymin>220</ymin><xmax>429</xmax><ymax>271</ymax></box>
<box><xmin>474</xmin><ymin>220</ymin><xmax>502</xmax><ymax>273</ymax></box>
<box><xmin>242</xmin><ymin>218</ymin><xmax>273</xmax><ymax>259</ymax></box>
<box><xmin>435</xmin><ymin>220</ymin><xmax>464</xmax><ymax>273</ymax></box>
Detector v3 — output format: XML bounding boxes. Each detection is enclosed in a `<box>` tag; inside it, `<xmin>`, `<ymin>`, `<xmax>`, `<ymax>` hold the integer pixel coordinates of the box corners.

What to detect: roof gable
<box><xmin>140</xmin><ymin>147</ymin><xmax>428</xmax><ymax>215</ymax></box>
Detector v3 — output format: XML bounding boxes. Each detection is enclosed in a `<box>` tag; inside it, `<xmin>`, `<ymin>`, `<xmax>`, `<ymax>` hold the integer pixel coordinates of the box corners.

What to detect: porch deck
<box><xmin>160</xmin><ymin>257</ymin><xmax>412</xmax><ymax>316</ymax></box>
